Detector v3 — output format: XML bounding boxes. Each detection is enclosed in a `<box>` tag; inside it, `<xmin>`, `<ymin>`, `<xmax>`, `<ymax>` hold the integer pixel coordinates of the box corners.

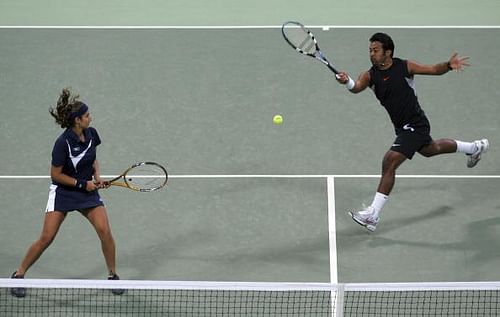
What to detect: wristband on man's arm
<box><xmin>345</xmin><ymin>77</ymin><xmax>355</xmax><ymax>90</ymax></box>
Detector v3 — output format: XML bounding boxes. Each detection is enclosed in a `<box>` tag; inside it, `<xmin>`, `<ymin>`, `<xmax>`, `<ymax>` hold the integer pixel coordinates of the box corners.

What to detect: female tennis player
<box><xmin>11</xmin><ymin>88</ymin><xmax>123</xmax><ymax>296</ymax></box>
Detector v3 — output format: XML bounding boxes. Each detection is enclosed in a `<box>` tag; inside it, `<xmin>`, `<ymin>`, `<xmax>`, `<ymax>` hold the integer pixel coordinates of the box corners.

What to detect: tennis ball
<box><xmin>273</xmin><ymin>114</ymin><xmax>283</xmax><ymax>125</ymax></box>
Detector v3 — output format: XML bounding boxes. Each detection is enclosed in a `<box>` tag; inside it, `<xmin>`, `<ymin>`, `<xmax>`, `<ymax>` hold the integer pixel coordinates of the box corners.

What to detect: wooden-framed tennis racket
<box><xmin>104</xmin><ymin>162</ymin><xmax>168</xmax><ymax>192</ymax></box>
<box><xmin>281</xmin><ymin>21</ymin><xmax>339</xmax><ymax>75</ymax></box>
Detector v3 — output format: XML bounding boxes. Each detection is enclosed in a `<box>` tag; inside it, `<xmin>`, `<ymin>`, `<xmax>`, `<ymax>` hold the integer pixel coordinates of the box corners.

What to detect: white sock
<box><xmin>455</xmin><ymin>140</ymin><xmax>477</xmax><ymax>154</ymax></box>
<box><xmin>370</xmin><ymin>192</ymin><xmax>388</xmax><ymax>218</ymax></box>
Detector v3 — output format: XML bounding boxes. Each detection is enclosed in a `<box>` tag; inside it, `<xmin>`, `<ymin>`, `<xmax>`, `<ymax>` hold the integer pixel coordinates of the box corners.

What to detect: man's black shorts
<box><xmin>391</xmin><ymin>116</ymin><xmax>433</xmax><ymax>159</ymax></box>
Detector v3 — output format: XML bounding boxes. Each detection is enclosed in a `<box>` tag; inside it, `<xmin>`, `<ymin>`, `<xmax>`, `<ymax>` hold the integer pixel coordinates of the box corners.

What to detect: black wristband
<box><xmin>76</xmin><ymin>179</ymin><xmax>87</xmax><ymax>190</ymax></box>
<box><xmin>447</xmin><ymin>62</ymin><xmax>453</xmax><ymax>71</ymax></box>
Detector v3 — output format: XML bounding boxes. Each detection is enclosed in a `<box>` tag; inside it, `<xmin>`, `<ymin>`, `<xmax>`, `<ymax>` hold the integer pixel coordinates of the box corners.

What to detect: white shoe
<box><xmin>348</xmin><ymin>206</ymin><xmax>379</xmax><ymax>232</ymax></box>
<box><xmin>467</xmin><ymin>139</ymin><xmax>489</xmax><ymax>168</ymax></box>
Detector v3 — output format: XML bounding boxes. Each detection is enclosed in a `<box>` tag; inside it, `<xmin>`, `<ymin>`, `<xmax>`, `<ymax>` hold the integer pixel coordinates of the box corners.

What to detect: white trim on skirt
<box><xmin>45</xmin><ymin>184</ymin><xmax>57</xmax><ymax>212</ymax></box>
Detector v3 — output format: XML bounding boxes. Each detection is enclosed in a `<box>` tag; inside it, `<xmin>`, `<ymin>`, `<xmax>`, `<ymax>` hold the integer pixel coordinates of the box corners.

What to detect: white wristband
<box><xmin>345</xmin><ymin>77</ymin><xmax>355</xmax><ymax>90</ymax></box>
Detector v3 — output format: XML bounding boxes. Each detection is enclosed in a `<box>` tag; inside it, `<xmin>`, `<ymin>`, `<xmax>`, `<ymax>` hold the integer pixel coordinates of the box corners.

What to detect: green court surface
<box><xmin>1</xmin><ymin>0</ymin><xmax>500</xmax><ymax>26</ymax></box>
<box><xmin>0</xmin><ymin>27</ymin><xmax>499</xmax><ymax>287</ymax></box>
<box><xmin>1</xmin><ymin>0</ymin><xmax>500</xmax><ymax>301</ymax></box>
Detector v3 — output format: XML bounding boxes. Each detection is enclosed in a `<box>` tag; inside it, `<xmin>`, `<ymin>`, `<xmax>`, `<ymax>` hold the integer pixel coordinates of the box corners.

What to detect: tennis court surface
<box><xmin>1</xmin><ymin>26</ymin><xmax>499</xmax><ymax>316</ymax></box>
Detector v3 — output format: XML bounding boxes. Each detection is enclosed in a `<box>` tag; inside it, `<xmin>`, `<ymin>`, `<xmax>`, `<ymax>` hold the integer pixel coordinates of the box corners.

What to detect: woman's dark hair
<box><xmin>49</xmin><ymin>88</ymin><xmax>86</xmax><ymax>128</ymax></box>
<box><xmin>369</xmin><ymin>32</ymin><xmax>395</xmax><ymax>57</ymax></box>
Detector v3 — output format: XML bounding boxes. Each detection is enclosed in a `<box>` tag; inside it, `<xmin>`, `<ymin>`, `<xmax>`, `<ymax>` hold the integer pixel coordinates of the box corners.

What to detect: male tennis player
<box><xmin>335</xmin><ymin>32</ymin><xmax>489</xmax><ymax>232</ymax></box>
<box><xmin>10</xmin><ymin>88</ymin><xmax>123</xmax><ymax>297</ymax></box>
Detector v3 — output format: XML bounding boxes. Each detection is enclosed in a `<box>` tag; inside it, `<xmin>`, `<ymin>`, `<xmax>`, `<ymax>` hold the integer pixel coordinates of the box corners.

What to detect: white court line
<box><xmin>326</xmin><ymin>176</ymin><xmax>338</xmax><ymax>284</ymax></box>
<box><xmin>1</xmin><ymin>174</ymin><xmax>500</xmax><ymax>179</ymax></box>
<box><xmin>326</xmin><ymin>176</ymin><xmax>339</xmax><ymax>317</ymax></box>
<box><xmin>1</xmin><ymin>25</ymin><xmax>500</xmax><ymax>29</ymax></box>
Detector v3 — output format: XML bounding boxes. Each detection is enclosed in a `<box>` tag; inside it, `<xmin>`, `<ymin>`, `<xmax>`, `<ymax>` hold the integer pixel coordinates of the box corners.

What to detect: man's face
<box><xmin>369</xmin><ymin>41</ymin><xmax>391</xmax><ymax>68</ymax></box>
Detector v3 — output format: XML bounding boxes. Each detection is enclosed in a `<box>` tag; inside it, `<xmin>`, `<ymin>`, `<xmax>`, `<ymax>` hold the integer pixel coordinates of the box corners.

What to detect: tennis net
<box><xmin>340</xmin><ymin>282</ymin><xmax>500</xmax><ymax>316</ymax></box>
<box><xmin>0</xmin><ymin>279</ymin><xmax>334</xmax><ymax>316</ymax></box>
<box><xmin>1</xmin><ymin>279</ymin><xmax>500</xmax><ymax>316</ymax></box>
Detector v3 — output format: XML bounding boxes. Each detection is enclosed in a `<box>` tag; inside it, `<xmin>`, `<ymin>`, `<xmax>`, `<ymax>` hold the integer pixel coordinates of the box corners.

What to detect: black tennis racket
<box><xmin>281</xmin><ymin>21</ymin><xmax>339</xmax><ymax>75</ymax></box>
<box><xmin>104</xmin><ymin>162</ymin><xmax>168</xmax><ymax>192</ymax></box>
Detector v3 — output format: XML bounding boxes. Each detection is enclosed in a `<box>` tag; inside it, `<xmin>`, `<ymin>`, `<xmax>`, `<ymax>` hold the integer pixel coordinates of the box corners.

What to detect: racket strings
<box><xmin>125</xmin><ymin>165</ymin><xmax>167</xmax><ymax>191</ymax></box>
<box><xmin>283</xmin><ymin>27</ymin><xmax>316</xmax><ymax>54</ymax></box>
<box><xmin>299</xmin><ymin>36</ymin><xmax>316</xmax><ymax>53</ymax></box>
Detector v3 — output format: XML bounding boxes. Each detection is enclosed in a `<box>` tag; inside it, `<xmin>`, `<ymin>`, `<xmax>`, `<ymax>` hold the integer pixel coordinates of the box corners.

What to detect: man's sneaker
<box><xmin>467</xmin><ymin>139</ymin><xmax>489</xmax><ymax>168</ymax></box>
<box><xmin>348</xmin><ymin>206</ymin><xmax>379</xmax><ymax>232</ymax></box>
<box><xmin>10</xmin><ymin>271</ymin><xmax>26</xmax><ymax>298</ymax></box>
<box><xmin>108</xmin><ymin>273</ymin><xmax>125</xmax><ymax>295</ymax></box>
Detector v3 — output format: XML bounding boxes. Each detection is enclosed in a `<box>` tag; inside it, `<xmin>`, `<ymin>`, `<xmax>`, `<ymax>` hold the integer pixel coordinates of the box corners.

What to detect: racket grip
<box><xmin>94</xmin><ymin>180</ymin><xmax>110</xmax><ymax>189</ymax></box>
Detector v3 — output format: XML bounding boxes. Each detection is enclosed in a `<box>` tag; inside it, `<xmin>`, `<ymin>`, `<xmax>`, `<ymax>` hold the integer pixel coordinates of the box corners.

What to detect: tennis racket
<box><xmin>104</xmin><ymin>162</ymin><xmax>168</xmax><ymax>192</ymax></box>
<box><xmin>281</xmin><ymin>21</ymin><xmax>339</xmax><ymax>75</ymax></box>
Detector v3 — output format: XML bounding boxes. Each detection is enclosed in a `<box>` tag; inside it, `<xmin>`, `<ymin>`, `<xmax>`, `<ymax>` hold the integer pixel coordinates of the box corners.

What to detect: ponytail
<box><xmin>49</xmin><ymin>88</ymin><xmax>85</xmax><ymax>128</ymax></box>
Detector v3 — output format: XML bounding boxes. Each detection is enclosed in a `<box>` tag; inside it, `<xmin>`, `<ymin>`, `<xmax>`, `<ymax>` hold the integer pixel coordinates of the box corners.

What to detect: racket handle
<box><xmin>94</xmin><ymin>180</ymin><xmax>111</xmax><ymax>189</ymax></box>
<box><xmin>326</xmin><ymin>63</ymin><xmax>339</xmax><ymax>75</ymax></box>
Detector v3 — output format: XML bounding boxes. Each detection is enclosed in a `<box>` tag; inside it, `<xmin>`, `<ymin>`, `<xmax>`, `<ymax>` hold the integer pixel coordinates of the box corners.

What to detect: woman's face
<box><xmin>76</xmin><ymin>111</ymin><xmax>91</xmax><ymax>128</ymax></box>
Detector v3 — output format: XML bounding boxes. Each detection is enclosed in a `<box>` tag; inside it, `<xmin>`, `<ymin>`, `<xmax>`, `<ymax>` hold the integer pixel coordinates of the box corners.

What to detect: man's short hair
<box><xmin>370</xmin><ymin>33</ymin><xmax>395</xmax><ymax>57</ymax></box>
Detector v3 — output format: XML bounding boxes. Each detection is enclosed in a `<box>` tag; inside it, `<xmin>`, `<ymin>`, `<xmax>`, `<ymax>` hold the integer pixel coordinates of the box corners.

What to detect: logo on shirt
<box><xmin>66</xmin><ymin>140</ymin><xmax>92</xmax><ymax>172</ymax></box>
<box><xmin>383</xmin><ymin>76</ymin><xmax>391</xmax><ymax>81</ymax></box>
<box><xmin>403</xmin><ymin>124</ymin><xmax>415</xmax><ymax>132</ymax></box>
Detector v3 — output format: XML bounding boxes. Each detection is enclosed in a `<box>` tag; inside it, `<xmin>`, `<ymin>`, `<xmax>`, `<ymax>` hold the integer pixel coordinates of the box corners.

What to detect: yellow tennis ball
<box><xmin>273</xmin><ymin>114</ymin><xmax>283</xmax><ymax>125</ymax></box>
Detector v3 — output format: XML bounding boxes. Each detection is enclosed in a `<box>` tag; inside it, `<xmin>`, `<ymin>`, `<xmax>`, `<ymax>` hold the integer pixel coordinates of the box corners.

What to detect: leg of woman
<box><xmin>81</xmin><ymin>205</ymin><xmax>117</xmax><ymax>275</ymax></box>
<box><xmin>15</xmin><ymin>211</ymin><xmax>67</xmax><ymax>276</ymax></box>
